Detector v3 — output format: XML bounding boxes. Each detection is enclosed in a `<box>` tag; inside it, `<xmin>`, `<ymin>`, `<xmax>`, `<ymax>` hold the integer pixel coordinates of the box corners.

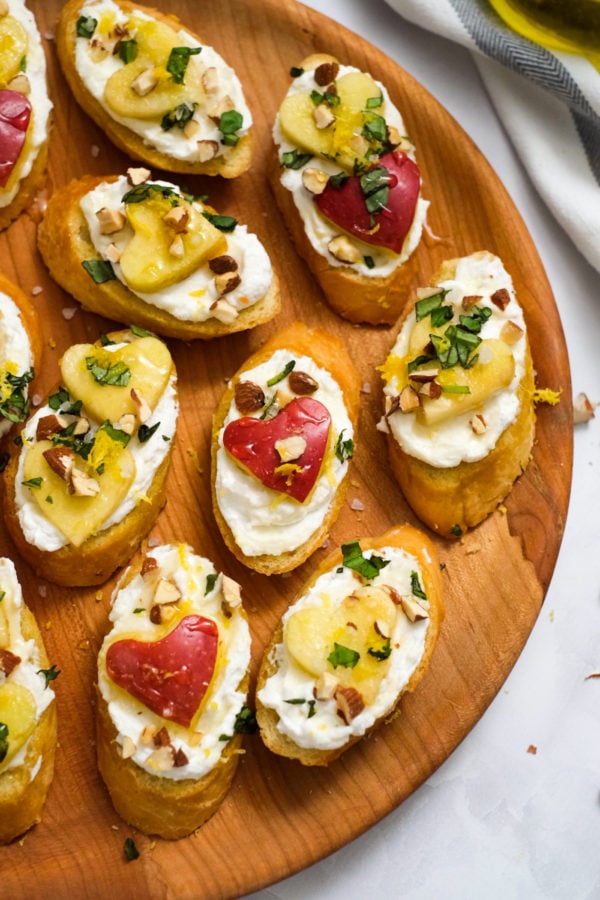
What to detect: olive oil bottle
<box><xmin>488</xmin><ymin>0</ymin><xmax>600</xmax><ymax>66</ymax></box>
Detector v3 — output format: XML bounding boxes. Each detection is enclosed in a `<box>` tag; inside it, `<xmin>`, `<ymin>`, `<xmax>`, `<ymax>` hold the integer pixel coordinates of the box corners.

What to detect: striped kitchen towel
<box><xmin>383</xmin><ymin>0</ymin><xmax>600</xmax><ymax>274</ymax></box>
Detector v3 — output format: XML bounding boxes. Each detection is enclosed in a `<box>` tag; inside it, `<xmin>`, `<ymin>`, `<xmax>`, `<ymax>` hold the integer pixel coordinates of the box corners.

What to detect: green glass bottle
<box><xmin>488</xmin><ymin>0</ymin><xmax>600</xmax><ymax>66</ymax></box>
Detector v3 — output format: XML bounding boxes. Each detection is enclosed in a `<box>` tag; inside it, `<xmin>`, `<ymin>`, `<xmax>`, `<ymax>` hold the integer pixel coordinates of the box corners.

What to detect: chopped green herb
<box><xmin>259</xmin><ymin>395</ymin><xmax>278</xmax><ymax>420</ymax></box>
<box><xmin>130</xmin><ymin>324</ymin><xmax>151</xmax><ymax>337</ymax></box>
<box><xmin>267</xmin><ymin>360</ymin><xmax>295</xmax><ymax>387</ymax></box>
<box><xmin>166</xmin><ymin>45</ymin><xmax>202</xmax><ymax>84</ymax></box>
<box><xmin>365</xmin><ymin>95</ymin><xmax>383</xmax><ymax>109</ymax></box>
<box><xmin>123</xmin><ymin>837</ymin><xmax>139</xmax><ymax>862</ymax></box>
<box><xmin>48</xmin><ymin>386</ymin><xmax>81</xmax><ymax>413</ymax></box>
<box><xmin>118</xmin><ymin>38</ymin><xmax>138</xmax><ymax>64</ymax></box>
<box><xmin>19</xmin><ymin>55</ymin><xmax>27</xmax><ymax>73</ymax></box>
<box><xmin>341</xmin><ymin>541</ymin><xmax>390</xmax><ymax>580</ymax></box>
<box><xmin>284</xmin><ymin>697</ymin><xmax>306</xmax><ymax>705</ymax></box>
<box><xmin>37</xmin><ymin>664</ymin><xmax>60</xmax><ymax>688</ymax></box>
<box><xmin>219</xmin><ymin>109</ymin><xmax>243</xmax><ymax>146</ymax></box>
<box><xmin>415</xmin><ymin>291</ymin><xmax>449</xmax><ymax>322</ymax></box>
<box><xmin>98</xmin><ymin>421</ymin><xmax>131</xmax><ymax>447</ymax></box>
<box><xmin>360</xmin><ymin>165</ymin><xmax>391</xmax><ymax>215</ymax></box>
<box><xmin>138</xmin><ymin>422</ymin><xmax>160</xmax><ymax>443</ymax></box>
<box><xmin>85</xmin><ymin>356</ymin><xmax>131</xmax><ymax>387</ymax></box>
<box><xmin>133</xmin><ymin>607</ymin><xmax>144</xmax><ymax>615</ymax></box>
<box><xmin>362</xmin><ymin>112</ymin><xmax>387</xmax><ymax>144</ymax></box>
<box><xmin>450</xmin><ymin>524</ymin><xmax>463</xmax><ymax>537</ymax></box>
<box><xmin>82</xmin><ymin>258</ymin><xmax>116</xmax><ymax>284</ymax></box>
<box><xmin>281</xmin><ymin>148</ymin><xmax>313</xmax><ymax>170</ymax></box>
<box><xmin>161</xmin><ymin>101</ymin><xmax>197</xmax><ymax>131</ymax></box>
<box><xmin>459</xmin><ymin>306</ymin><xmax>492</xmax><ymax>333</ymax></box>
<box><xmin>290</xmin><ymin>66</ymin><xmax>304</xmax><ymax>77</ymax></box>
<box><xmin>204</xmin><ymin>572</ymin><xmax>218</xmax><ymax>595</ymax></box>
<box><xmin>410</xmin><ymin>571</ymin><xmax>427</xmax><ymax>600</ymax></box>
<box><xmin>307</xmin><ymin>699</ymin><xmax>316</xmax><ymax>718</ymax></box>
<box><xmin>0</xmin><ymin>723</ymin><xmax>8</xmax><ymax>764</ymax></box>
<box><xmin>122</xmin><ymin>182</ymin><xmax>179</xmax><ymax>205</ymax></box>
<box><xmin>368</xmin><ymin>639</ymin><xmax>392</xmax><ymax>661</ymax></box>
<box><xmin>234</xmin><ymin>705</ymin><xmax>257</xmax><ymax>734</ymax></box>
<box><xmin>335</xmin><ymin>429</ymin><xmax>354</xmax><ymax>462</ymax></box>
<box><xmin>310</xmin><ymin>88</ymin><xmax>340</xmax><ymax>108</ymax></box>
<box><xmin>441</xmin><ymin>384</ymin><xmax>471</xmax><ymax>394</ymax></box>
<box><xmin>0</xmin><ymin>591</ymin><xmax>5</xmax><ymax>602</ymax></box>
<box><xmin>45</xmin><ymin>495</ymin><xmax>53</xmax><ymax>504</ymax></box>
<box><xmin>202</xmin><ymin>210</ymin><xmax>237</xmax><ymax>232</ymax></box>
<box><xmin>99</xmin><ymin>333</ymin><xmax>116</xmax><ymax>347</ymax></box>
<box><xmin>76</xmin><ymin>14</ymin><xmax>97</xmax><ymax>38</ymax></box>
<box><xmin>329</xmin><ymin>171</ymin><xmax>349</xmax><ymax>189</ymax></box>
<box><xmin>22</xmin><ymin>476</ymin><xmax>42</xmax><ymax>489</ymax></box>
<box><xmin>327</xmin><ymin>642</ymin><xmax>359</xmax><ymax>669</ymax></box>
<box><xmin>364</xmin><ymin>255</ymin><xmax>375</xmax><ymax>269</ymax></box>
<box><xmin>0</xmin><ymin>367</ymin><xmax>34</xmax><ymax>424</ymax></box>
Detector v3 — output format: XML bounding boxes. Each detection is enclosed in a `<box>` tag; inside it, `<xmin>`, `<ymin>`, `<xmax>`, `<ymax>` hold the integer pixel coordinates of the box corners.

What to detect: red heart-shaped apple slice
<box><xmin>223</xmin><ymin>396</ymin><xmax>331</xmax><ymax>503</ymax></box>
<box><xmin>0</xmin><ymin>90</ymin><xmax>31</xmax><ymax>188</ymax></box>
<box><xmin>106</xmin><ymin>615</ymin><xmax>219</xmax><ymax>727</ymax></box>
<box><xmin>315</xmin><ymin>150</ymin><xmax>420</xmax><ymax>254</ymax></box>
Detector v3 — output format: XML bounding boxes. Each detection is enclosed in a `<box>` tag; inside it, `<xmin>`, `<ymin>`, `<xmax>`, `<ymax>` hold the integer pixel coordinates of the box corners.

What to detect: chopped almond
<box><xmin>573</xmin><ymin>392</ymin><xmax>597</xmax><ymax>424</ymax></box>
<box><xmin>127</xmin><ymin>167</ymin><xmax>151</xmax><ymax>186</ymax></box>
<box><xmin>95</xmin><ymin>206</ymin><xmax>126</xmax><ymax>235</ymax></box>
<box><xmin>131</xmin><ymin>67</ymin><xmax>159</xmax><ymax>96</ymax></box>
<box><xmin>313</xmin><ymin>103</ymin><xmax>335</xmax><ymax>129</ymax></box>
<box><xmin>335</xmin><ymin>685</ymin><xmax>365</xmax><ymax>724</ymax></box>
<box><xmin>500</xmin><ymin>320</ymin><xmax>524</xmax><ymax>345</ymax></box>
<box><xmin>163</xmin><ymin>205</ymin><xmax>189</xmax><ymax>233</ymax></box>
<box><xmin>399</xmin><ymin>384</ymin><xmax>420</xmax><ymax>412</ymax></box>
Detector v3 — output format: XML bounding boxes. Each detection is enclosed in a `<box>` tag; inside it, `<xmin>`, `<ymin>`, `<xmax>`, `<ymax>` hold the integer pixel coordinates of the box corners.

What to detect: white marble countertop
<box><xmin>249</xmin><ymin>1</ymin><xmax>600</xmax><ymax>898</ymax></box>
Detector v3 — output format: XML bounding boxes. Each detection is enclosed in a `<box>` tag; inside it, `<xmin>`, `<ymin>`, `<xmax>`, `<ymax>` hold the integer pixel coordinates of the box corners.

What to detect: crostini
<box><xmin>256</xmin><ymin>525</ymin><xmax>443</xmax><ymax>766</ymax></box>
<box><xmin>0</xmin><ymin>557</ymin><xmax>58</xmax><ymax>843</ymax></box>
<box><xmin>379</xmin><ymin>251</ymin><xmax>535</xmax><ymax>537</ymax></box>
<box><xmin>0</xmin><ymin>272</ymin><xmax>41</xmax><ymax>441</ymax></box>
<box><xmin>37</xmin><ymin>168</ymin><xmax>280</xmax><ymax>340</ymax></box>
<box><xmin>271</xmin><ymin>53</ymin><xmax>428</xmax><ymax>325</ymax></box>
<box><xmin>55</xmin><ymin>0</ymin><xmax>253</xmax><ymax>177</ymax></box>
<box><xmin>211</xmin><ymin>322</ymin><xmax>361</xmax><ymax>575</ymax></box>
<box><xmin>0</xmin><ymin>0</ymin><xmax>52</xmax><ymax>230</ymax></box>
<box><xmin>96</xmin><ymin>542</ymin><xmax>252</xmax><ymax>839</ymax></box>
<box><xmin>3</xmin><ymin>327</ymin><xmax>178</xmax><ymax>586</ymax></box>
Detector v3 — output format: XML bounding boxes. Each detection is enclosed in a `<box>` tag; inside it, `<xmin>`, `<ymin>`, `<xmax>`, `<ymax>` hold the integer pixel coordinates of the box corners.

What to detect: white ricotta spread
<box><xmin>257</xmin><ymin>544</ymin><xmax>431</xmax><ymax>751</ymax></box>
<box><xmin>97</xmin><ymin>542</ymin><xmax>251</xmax><ymax>781</ymax></box>
<box><xmin>74</xmin><ymin>0</ymin><xmax>252</xmax><ymax>163</ymax></box>
<box><xmin>0</xmin><ymin>290</ymin><xmax>34</xmax><ymax>438</ymax></box>
<box><xmin>215</xmin><ymin>350</ymin><xmax>354</xmax><ymax>557</ymax></box>
<box><xmin>273</xmin><ymin>64</ymin><xmax>428</xmax><ymax>278</ymax></box>
<box><xmin>0</xmin><ymin>0</ymin><xmax>53</xmax><ymax>209</ymax></box>
<box><xmin>383</xmin><ymin>252</ymin><xmax>528</xmax><ymax>467</ymax></box>
<box><xmin>14</xmin><ymin>340</ymin><xmax>178</xmax><ymax>552</ymax></box>
<box><xmin>80</xmin><ymin>175</ymin><xmax>273</xmax><ymax>322</ymax></box>
<box><xmin>0</xmin><ymin>557</ymin><xmax>55</xmax><ymax>774</ymax></box>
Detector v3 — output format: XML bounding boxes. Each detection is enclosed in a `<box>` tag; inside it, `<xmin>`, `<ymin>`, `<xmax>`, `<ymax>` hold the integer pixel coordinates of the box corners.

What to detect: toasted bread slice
<box><xmin>0</xmin><ymin>272</ymin><xmax>42</xmax><ymax>441</ymax></box>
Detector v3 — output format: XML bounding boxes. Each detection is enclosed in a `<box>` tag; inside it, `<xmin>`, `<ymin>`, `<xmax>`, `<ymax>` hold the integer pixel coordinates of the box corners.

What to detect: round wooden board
<box><xmin>1</xmin><ymin>0</ymin><xmax>572</xmax><ymax>896</ymax></box>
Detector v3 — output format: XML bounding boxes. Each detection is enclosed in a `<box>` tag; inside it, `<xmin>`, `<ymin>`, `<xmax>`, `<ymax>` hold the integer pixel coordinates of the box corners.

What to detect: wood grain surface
<box><xmin>0</xmin><ymin>0</ymin><xmax>572</xmax><ymax>897</ymax></box>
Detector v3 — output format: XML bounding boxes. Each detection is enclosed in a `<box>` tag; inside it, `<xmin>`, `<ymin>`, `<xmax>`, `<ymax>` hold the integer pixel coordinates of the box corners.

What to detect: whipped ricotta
<box><xmin>74</xmin><ymin>0</ymin><xmax>252</xmax><ymax>163</ymax></box>
<box><xmin>97</xmin><ymin>543</ymin><xmax>251</xmax><ymax>781</ymax></box>
<box><xmin>0</xmin><ymin>290</ymin><xmax>34</xmax><ymax>438</ymax></box>
<box><xmin>0</xmin><ymin>557</ymin><xmax>55</xmax><ymax>775</ymax></box>
<box><xmin>215</xmin><ymin>349</ymin><xmax>354</xmax><ymax>557</ymax></box>
<box><xmin>382</xmin><ymin>252</ymin><xmax>528</xmax><ymax>468</ymax></box>
<box><xmin>257</xmin><ymin>544</ymin><xmax>431</xmax><ymax>751</ymax></box>
<box><xmin>14</xmin><ymin>340</ymin><xmax>178</xmax><ymax>552</ymax></box>
<box><xmin>80</xmin><ymin>175</ymin><xmax>274</xmax><ymax>322</ymax></box>
<box><xmin>0</xmin><ymin>0</ymin><xmax>53</xmax><ymax>209</ymax></box>
<box><xmin>273</xmin><ymin>64</ymin><xmax>428</xmax><ymax>278</ymax></box>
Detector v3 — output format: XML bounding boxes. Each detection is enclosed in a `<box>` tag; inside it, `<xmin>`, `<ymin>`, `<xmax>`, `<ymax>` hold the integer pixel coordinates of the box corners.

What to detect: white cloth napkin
<box><xmin>383</xmin><ymin>0</ymin><xmax>600</xmax><ymax>275</ymax></box>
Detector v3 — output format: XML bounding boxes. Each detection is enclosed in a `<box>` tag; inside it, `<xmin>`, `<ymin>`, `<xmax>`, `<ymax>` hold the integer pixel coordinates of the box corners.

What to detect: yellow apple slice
<box><xmin>279</xmin><ymin>71</ymin><xmax>383</xmax><ymax>170</ymax></box>
<box><xmin>284</xmin><ymin>585</ymin><xmax>397</xmax><ymax>704</ymax></box>
<box><xmin>119</xmin><ymin>194</ymin><xmax>227</xmax><ymax>293</ymax></box>
<box><xmin>0</xmin><ymin>15</ymin><xmax>29</xmax><ymax>87</ymax></box>
<box><xmin>22</xmin><ymin>435</ymin><xmax>136</xmax><ymax>547</ymax></box>
<box><xmin>0</xmin><ymin>681</ymin><xmax>37</xmax><ymax>772</ymax></box>
<box><xmin>60</xmin><ymin>336</ymin><xmax>172</xmax><ymax>425</ymax></box>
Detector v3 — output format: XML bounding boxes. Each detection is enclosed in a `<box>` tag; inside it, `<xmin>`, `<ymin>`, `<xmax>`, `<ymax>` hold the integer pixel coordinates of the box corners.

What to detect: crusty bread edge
<box><xmin>0</xmin><ymin>136</ymin><xmax>49</xmax><ymax>232</ymax></box>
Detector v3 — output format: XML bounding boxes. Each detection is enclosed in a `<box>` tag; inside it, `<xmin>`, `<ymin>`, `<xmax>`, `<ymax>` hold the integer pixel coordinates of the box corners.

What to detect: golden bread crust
<box><xmin>210</xmin><ymin>322</ymin><xmax>361</xmax><ymax>574</ymax></box>
<box><xmin>55</xmin><ymin>0</ymin><xmax>252</xmax><ymax>177</ymax></box>
<box><xmin>37</xmin><ymin>175</ymin><xmax>281</xmax><ymax>340</ymax></box>
<box><xmin>0</xmin><ymin>136</ymin><xmax>49</xmax><ymax>232</ymax></box>
<box><xmin>0</xmin><ymin>605</ymin><xmax>57</xmax><ymax>844</ymax></box>
<box><xmin>256</xmin><ymin>524</ymin><xmax>444</xmax><ymax>765</ymax></box>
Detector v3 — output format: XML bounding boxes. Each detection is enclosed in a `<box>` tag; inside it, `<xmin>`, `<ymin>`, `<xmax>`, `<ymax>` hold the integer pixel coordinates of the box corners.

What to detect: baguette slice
<box><xmin>211</xmin><ymin>322</ymin><xmax>361</xmax><ymax>574</ymax></box>
<box><xmin>55</xmin><ymin>0</ymin><xmax>252</xmax><ymax>178</ymax></box>
<box><xmin>0</xmin><ymin>272</ymin><xmax>42</xmax><ymax>440</ymax></box>
<box><xmin>256</xmin><ymin>524</ymin><xmax>444</xmax><ymax>766</ymax></box>
<box><xmin>271</xmin><ymin>54</ymin><xmax>427</xmax><ymax>325</ymax></box>
<box><xmin>0</xmin><ymin>557</ymin><xmax>57</xmax><ymax>843</ymax></box>
<box><xmin>37</xmin><ymin>171</ymin><xmax>280</xmax><ymax>340</ymax></box>
<box><xmin>96</xmin><ymin>542</ymin><xmax>252</xmax><ymax>839</ymax></box>
<box><xmin>2</xmin><ymin>328</ymin><xmax>178</xmax><ymax>586</ymax></box>
<box><xmin>0</xmin><ymin>1</ymin><xmax>52</xmax><ymax>230</ymax></box>
<box><xmin>380</xmin><ymin>251</ymin><xmax>535</xmax><ymax>537</ymax></box>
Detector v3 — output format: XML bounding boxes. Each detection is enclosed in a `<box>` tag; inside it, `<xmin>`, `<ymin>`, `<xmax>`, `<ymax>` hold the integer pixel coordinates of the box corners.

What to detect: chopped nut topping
<box><xmin>127</xmin><ymin>167</ymin><xmax>151</xmax><ymax>186</ymax></box>
<box><xmin>348</xmin><ymin>134</ymin><xmax>369</xmax><ymax>158</ymax></box>
<box><xmin>314</xmin><ymin>60</ymin><xmax>339</xmax><ymax>85</ymax></box>
<box><xmin>209</xmin><ymin>255</ymin><xmax>238</xmax><ymax>275</ymax></box>
<box><xmin>72</xmin><ymin>416</ymin><xmax>91</xmax><ymax>436</ymax></box>
<box><xmin>0</xmin><ymin>1</ymin><xmax>9</xmax><ymax>17</ymax></box>
<box><xmin>201</xmin><ymin>66</ymin><xmax>219</xmax><ymax>95</ymax></box>
<box><xmin>153</xmin><ymin>726</ymin><xmax>171</xmax><ymax>747</ymax></box>
<box><xmin>36</xmin><ymin>413</ymin><xmax>69</xmax><ymax>441</ymax></box>
<box><xmin>313</xmin><ymin>671</ymin><xmax>339</xmax><ymax>701</ymax></box>
<box><xmin>182</xmin><ymin>118</ymin><xmax>200</xmax><ymax>139</ymax></box>
<box><xmin>382</xmin><ymin>585</ymin><xmax>403</xmax><ymax>605</ymax></box>
<box><xmin>116</xmin><ymin>413</ymin><xmax>136</xmax><ymax>435</ymax></box>
<box><xmin>210</xmin><ymin>298</ymin><xmax>238</xmax><ymax>323</ymax></box>
<box><xmin>43</xmin><ymin>446</ymin><xmax>75</xmax><ymax>481</ymax></box>
<box><xmin>470</xmin><ymin>413</ymin><xmax>487</xmax><ymax>435</ymax></box>
<box><xmin>400</xmin><ymin>595</ymin><xmax>429</xmax><ymax>622</ymax></box>
<box><xmin>70</xmin><ymin>466</ymin><xmax>100</xmax><ymax>497</ymax></box>
<box><xmin>275</xmin><ymin>435</ymin><xmax>307</xmax><ymax>462</ymax></box>
<box><xmin>399</xmin><ymin>384</ymin><xmax>421</xmax><ymax>412</ymax></box>
<box><xmin>95</xmin><ymin>206</ymin><xmax>126</xmax><ymax>235</ymax></box>
<box><xmin>163</xmin><ymin>204</ymin><xmax>189</xmax><ymax>233</ymax></box>
<box><xmin>418</xmin><ymin>381</ymin><xmax>442</xmax><ymax>400</ymax></box>
<box><xmin>328</xmin><ymin>234</ymin><xmax>362</xmax><ymax>264</ymax></box>
<box><xmin>500</xmin><ymin>320</ymin><xmax>524</xmax><ymax>345</ymax></box>
<box><xmin>410</xmin><ymin>368</ymin><xmax>439</xmax><ymax>384</ymax></box>
<box><xmin>573</xmin><ymin>392</ymin><xmax>597</xmax><ymax>424</ymax></box>
<box><xmin>313</xmin><ymin>103</ymin><xmax>335</xmax><ymax>129</ymax></box>
<box><xmin>335</xmin><ymin>685</ymin><xmax>365</xmax><ymax>724</ymax></box>
<box><xmin>7</xmin><ymin>74</ymin><xmax>30</xmax><ymax>95</ymax></box>
<box><xmin>374</xmin><ymin>619</ymin><xmax>391</xmax><ymax>640</ymax></box>
<box><xmin>491</xmin><ymin>287</ymin><xmax>511</xmax><ymax>310</ymax></box>
<box><xmin>121</xmin><ymin>736</ymin><xmax>136</xmax><ymax>759</ymax></box>
<box><xmin>131</xmin><ymin>66</ymin><xmax>159</xmax><ymax>96</ymax></box>
<box><xmin>105</xmin><ymin>242</ymin><xmax>122</xmax><ymax>263</ymax></box>
<box><xmin>234</xmin><ymin>380</ymin><xmax>265</xmax><ymax>413</ymax></box>
<box><xmin>169</xmin><ymin>235</ymin><xmax>185</xmax><ymax>258</ymax></box>
<box><xmin>141</xmin><ymin>556</ymin><xmax>158</xmax><ymax>577</ymax></box>
<box><xmin>275</xmin><ymin>386</ymin><xmax>294</xmax><ymax>409</ymax></box>
<box><xmin>386</xmin><ymin>125</ymin><xmax>402</xmax><ymax>147</ymax></box>
<box><xmin>221</xmin><ymin>574</ymin><xmax>242</xmax><ymax>617</ymax></box>
<box><xmin>214</xmin><ymin>271</ymin><xmax>241</xmax><ymax>295</ymax></box>
<box><xmin>0</xmin><ymin>648</ymin><xmax>21</xmax><ymax>676</ymax></box>
<box><xmin>173</xmin><ymin>747</ymin><xmax>189</xmax><ymax>767</ymax></box>
<box><xmin>301</xmin><ymin>167</ymin><xmax>329</xmax><ymax>194</ymax></box>
<box><xmin>384</xmin><ymin>394</ymin><xmax>400</xmax><ymax>416</ymax></box>
<box><xmin>152</xmin><ymin>578</ymin><xmax>181</xmax><ymax>606</ymax></box>
<box><xmin>289</xmin><ymin>370</ymin><xmax>319</xmax><ymax>395</ymax></box>
<box><xmin>207</xmin><ymin>94</ymin><xmax>234</xmax><ymax>123</ymax></box>
<box><xmin>140</xmin><ymin>725</ymin><xmax>157</xmax><ymax>744</ymax></box>
<box><xmin>462</xmin><ymin>294</ymin><xmax>483</xmax><ymax>310</ymax></box>
<box><xmin>147</xmin><ymin>745</ymin><xmax>174</xmax><ymax>771</ymax></box>
<box><xmin>196</xmin><ymin>139</ymin><xmax>219</xmax><ymax>162</ymax></box>
<box><xmin>131</xmin><ymin>388</ymin><xmax>151</xmax><ymax>423</ymax></box>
